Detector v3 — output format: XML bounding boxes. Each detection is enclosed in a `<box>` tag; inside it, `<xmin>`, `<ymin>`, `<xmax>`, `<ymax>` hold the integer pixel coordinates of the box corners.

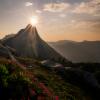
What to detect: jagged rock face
<box><xmin>3</xmin><ymin>24</ymin><xmax>68</xmax><ymax>62</ymax></box>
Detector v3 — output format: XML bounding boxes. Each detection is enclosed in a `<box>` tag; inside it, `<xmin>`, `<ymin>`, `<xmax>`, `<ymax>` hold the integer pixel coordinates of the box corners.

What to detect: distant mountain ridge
<box><xmin>49</xmin><ymin>40</ymin><xmax>100</xmax><ymax>63</ymax></box>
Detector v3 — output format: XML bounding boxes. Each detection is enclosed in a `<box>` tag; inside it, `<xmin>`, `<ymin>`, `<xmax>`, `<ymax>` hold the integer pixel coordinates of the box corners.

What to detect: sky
<box><xmin>0</xmin><ymin>0</ymin><xmax>100</xmax><ymax>41</ymax></box>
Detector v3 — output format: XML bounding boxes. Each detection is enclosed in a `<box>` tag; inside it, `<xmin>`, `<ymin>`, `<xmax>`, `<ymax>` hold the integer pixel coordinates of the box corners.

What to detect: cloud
<box><xmin>73</xmin><ymin>0</ymin><xmax>100</xmax><ymax>15</ymax></box>
<box><xmin>35</xmin><ymin>10</ymin><xmax>42</xmax><ymax>14</ymax></box>
<box><xmin>43</xmin><ymin>2</ymin><xmax>70</xmax><ymax>13</ymax></box>
<box><xmin>71</xmin><ymin>20</ymin><xmax>76</xmax><ymax>23</ymax></box>
<box><xmin>69</xmin><ymin>19</ymin><xmax>100</xmax><ymax>33</ymax></box>
<box><xmin>59</xmin><ymin>14</ymin><xmax>66</xmax><ymax>18</ymax></box>
<box><xmin>25</xmin><ymin>2</ymin><xmax>33</xmax><ymax>7</ymax></box>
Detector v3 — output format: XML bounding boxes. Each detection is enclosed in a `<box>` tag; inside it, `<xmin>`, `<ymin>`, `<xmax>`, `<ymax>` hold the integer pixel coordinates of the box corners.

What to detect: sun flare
<box><xmin>30</xmin><ymin>16</ymin><xmax>38</xmax><ymax>26</ymax></box>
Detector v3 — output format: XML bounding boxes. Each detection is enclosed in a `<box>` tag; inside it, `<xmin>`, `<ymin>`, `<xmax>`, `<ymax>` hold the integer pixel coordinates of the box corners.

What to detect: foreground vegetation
<box><xmin>0</xmin><ymin>58</ymin><xmax>100</xmax><ymax>100</ymax></box>
<box><xmin>0</xmin><ymin>58</ymin><xmax>89</xmax><ymax>100</ymax></box>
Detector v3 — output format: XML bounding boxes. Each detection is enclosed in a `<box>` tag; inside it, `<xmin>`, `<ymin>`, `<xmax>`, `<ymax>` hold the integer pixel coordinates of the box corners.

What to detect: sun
<box><xmin>30</xmin><ymin>16</ymin><xmax>38</xmax><ymax>26</ymax></box>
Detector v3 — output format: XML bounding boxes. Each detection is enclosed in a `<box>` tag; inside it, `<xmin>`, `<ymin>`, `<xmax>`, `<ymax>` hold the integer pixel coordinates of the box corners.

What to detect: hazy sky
<box><xmin>0</xmin><ymin>0</ymin><xmax>100</xmax><ymax>41</ymax></box>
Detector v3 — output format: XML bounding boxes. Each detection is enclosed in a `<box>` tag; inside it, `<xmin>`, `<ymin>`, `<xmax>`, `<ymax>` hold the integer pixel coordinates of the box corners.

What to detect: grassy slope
<box><xmin>29</xmin><ymin>66</ymin><xmax>86</xmax><ymax>100</ymax></box>
<box><xmin>0</xmin><ymin>58</ymin><xmax>88</xmax><ymax>100</ymax></box>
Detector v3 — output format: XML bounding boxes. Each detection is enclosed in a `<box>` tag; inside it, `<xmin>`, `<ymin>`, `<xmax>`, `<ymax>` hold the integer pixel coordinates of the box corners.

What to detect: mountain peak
<box><xmin>25</xmin><ymin>24</ymin><xmax>36</xmax><ymax>31</ymax></box>
<box><xmin>22</xmin><ymin>24</ymin><xmax>40</xmax><ymax>39</ymax></box>
<box><xmin>2</xmin><ymin>25</ymin><xmax>69</xmax><ymax>63</ymax></box>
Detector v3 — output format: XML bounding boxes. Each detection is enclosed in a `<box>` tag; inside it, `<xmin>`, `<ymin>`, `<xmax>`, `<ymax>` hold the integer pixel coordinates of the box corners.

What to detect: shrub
<box><xmin>0</xmin><ymin>65</ymin><xmax>9</xmax><ymax>87</ymax></box>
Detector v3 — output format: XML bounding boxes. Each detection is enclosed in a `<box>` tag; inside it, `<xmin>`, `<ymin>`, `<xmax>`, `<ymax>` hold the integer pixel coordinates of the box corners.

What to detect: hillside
<box><xmin>0</xmin><ymin>58</ymin><xmax>87</xmax><ymax>100</ymax></box>
<box><xmin>49</xmin><ymin>40</ymin><xmax>100</xmax><ymax>63</ymax></box>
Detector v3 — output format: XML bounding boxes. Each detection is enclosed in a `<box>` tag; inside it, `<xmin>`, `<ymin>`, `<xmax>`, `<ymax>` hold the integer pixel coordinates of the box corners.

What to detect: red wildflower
<box><xmin>55</xmin><ymin>96</ymin><xmax>59</xmax><ymax>100</ymax></box>
<box><xmin>28</xmin><ymin>96</ymin><xmax>30</xmax><ymax>100</ymax></box>
<box><xmin>38</xmin><ymin>82</ymin><xmax>52</xmax><ymax>96</ymax></box>
<box><xmin>37</xmin><ymin>95</ymin><xmax>45</xmax><ymax>100</ymax></box>
<box><xmin>30</xmin><ymin>89</ymin><xmax>36</xmax><ymax>96</ymax></box>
